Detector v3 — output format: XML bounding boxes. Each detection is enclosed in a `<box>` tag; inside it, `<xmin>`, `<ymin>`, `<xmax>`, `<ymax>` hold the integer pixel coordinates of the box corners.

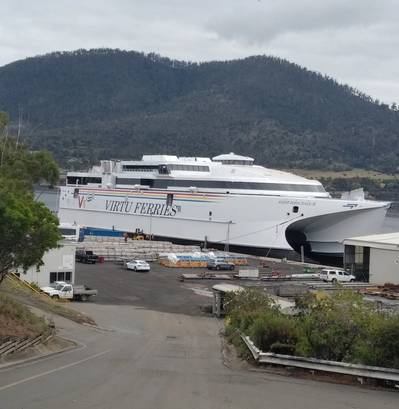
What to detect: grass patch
<box><xmin>0</xmin><ymin>292</ymin><xmax>51</xmax><ymax>338</ymax></box>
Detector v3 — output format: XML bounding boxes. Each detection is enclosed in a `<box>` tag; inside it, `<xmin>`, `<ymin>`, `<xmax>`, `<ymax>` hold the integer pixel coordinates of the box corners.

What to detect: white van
<box><xmin>319</xmin><ymin>269</ymin><xmax>356</xmax><ymax>283</ymax></box>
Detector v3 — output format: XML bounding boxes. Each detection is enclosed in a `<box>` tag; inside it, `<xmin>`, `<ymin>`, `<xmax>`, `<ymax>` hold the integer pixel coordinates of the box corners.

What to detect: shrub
<box><xmin>226</xmin><ymin>288</ymin><xmax>399</xmax><ymax>370</ymax></box>
<box><xmin>295</xmin><ymin>290</ymin><xmax>372</xmax><ymax>361</ymax></box>
<box><xmin>353</xmin><ymin>313</ymin><xmax>399</xmax><ymax>369</ymax></box>
<box><xmin>225</xmin><ymin>288</ymin><xmax>277</xmax><ymax>333</ymax></box>
<box><xmin>249</xmin><ymin>311</ymin><xmax>299</xmax><ymax>353</ymax></box>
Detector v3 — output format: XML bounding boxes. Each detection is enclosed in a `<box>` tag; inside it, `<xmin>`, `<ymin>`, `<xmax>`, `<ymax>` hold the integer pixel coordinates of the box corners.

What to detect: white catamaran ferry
<box><xmin>58</xmin><ymin>153</ymin><xmax>390</xmax><ymax>260</ymax></box>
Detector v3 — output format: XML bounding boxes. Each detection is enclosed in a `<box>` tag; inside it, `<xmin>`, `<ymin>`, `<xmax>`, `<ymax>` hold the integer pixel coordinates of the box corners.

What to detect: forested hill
<box><xmin>0</xmin><ymin>49</ymin><xmax>398</xmax><ymax>171</ymax></box>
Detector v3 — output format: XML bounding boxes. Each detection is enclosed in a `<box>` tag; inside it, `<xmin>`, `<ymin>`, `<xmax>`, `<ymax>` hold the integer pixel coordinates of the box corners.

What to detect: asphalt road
<box><xmin>1</xmin><ymin>262</ymin><xmax>398</xmax><ymax>408</ymax></box>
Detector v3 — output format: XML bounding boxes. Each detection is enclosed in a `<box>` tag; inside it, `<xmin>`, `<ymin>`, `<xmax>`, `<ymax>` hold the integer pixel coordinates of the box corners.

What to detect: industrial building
<box><xmin>19</xmin><ymin>240</ymin><xmax>76</xmax><ymax>287</ymax></box>
<box><xmin>343</xmin><ymin>232</ymin><xmax>399</xmax><ymax>284</ymax></box>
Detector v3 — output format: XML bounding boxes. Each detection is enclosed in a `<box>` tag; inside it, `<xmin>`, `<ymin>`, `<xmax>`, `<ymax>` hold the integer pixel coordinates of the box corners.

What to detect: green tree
<box><xmin>0</xmin><ymin>127</ymin><xmax>61</xmax><ymax>284</ymax></box>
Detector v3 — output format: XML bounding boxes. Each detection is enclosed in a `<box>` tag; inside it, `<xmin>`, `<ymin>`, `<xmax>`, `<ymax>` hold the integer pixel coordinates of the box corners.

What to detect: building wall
<box><xmin>369</xmin><ymin>248</ymin><xmax>399</xmax><ymax>285</ymax></box>
<box><xmin>20</xmin><ymin>242</ymin><xmax>76</xmax><ymax>287</ymax></box>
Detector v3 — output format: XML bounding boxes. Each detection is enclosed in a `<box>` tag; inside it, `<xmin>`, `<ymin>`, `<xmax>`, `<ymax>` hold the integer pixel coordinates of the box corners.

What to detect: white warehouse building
<box><xmin>343</xmin><ymin>232</ymin><xmax>399</xmax><ymax>284</ymax></box>
<box><xmin>20</xmin><ymin>241</ymin><xmax>76</xmax><ymax>287</ymax></box>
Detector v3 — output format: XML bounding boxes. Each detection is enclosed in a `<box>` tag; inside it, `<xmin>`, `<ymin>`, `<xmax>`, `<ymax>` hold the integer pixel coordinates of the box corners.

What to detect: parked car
<box><xmin>75</xmin><ymin>249</ymin><xmax>99</xmax><ymax>264</ymax></box>
<box><xmin>319</xmin><ymin>269</ymin><xmax>356</xmax><ymax>283</ymax></box>
<box><xmin>207</xmin><ymin>258</ymin><xmax>235</xmax><ymax>271</ymax></box>
<box><xmin>126</xmin><ymin>259</ymin><xmax>150</xmax><ymax>272</ymax></box>
<box><xmin>40</xmin><ymin>281</ymin><xmax>98</xmax><ymax>301</ymax></box>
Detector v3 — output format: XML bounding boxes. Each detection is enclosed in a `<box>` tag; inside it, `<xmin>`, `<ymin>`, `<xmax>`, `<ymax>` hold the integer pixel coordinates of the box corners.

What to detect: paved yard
<box><xmin>75</xmin><ymin>261</ymin><xmax>219</xmax><ymax>315</ymax></box>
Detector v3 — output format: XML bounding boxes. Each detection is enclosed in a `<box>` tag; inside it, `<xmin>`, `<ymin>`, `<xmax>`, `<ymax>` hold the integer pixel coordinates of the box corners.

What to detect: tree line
<box><xmin>0</xmin><ymin>49</ymin><xmax>398</xmax><ymax>172</ymax></box>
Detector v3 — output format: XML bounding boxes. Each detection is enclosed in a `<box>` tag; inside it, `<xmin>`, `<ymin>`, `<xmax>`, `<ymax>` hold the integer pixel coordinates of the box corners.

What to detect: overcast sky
<box><xmin>1</xmin><ymin>0</ymin><xmax>398</xmax><ymax>103</ymax></box>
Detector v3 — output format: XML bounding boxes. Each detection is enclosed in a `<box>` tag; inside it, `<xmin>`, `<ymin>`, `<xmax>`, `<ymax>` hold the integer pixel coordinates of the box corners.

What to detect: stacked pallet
<box><xmin>159</xmin><ymin>252</ymin><xmax>248</xmax><ymax>268</ymax></box>
<box><xmin>76</xmin><ymin>239</ymin><xmax>200</xmax><ymax>262</ymax></box>
<box><xmin>360</xmin><ymin>283</ymin><xmax>399</xmax><ymax>300</ymax></box>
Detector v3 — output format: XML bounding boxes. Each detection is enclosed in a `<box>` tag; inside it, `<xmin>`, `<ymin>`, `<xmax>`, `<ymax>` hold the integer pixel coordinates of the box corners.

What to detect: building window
<box><xmin>49</xmin><ymin>271</ymin><xmax>72</xmax><ymax>283</ymax></box>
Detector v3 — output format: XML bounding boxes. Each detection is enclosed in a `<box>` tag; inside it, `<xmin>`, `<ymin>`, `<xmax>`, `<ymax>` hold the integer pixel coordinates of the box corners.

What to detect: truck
<box><xmin>75</xmin><ymin>249</ymin><xmax>99</xmax><ymax>264</ymax></box>
<box><xmin>41</xmin><ymin>281</ymin><xmax>98</xmax><ymax>301</ymax></box>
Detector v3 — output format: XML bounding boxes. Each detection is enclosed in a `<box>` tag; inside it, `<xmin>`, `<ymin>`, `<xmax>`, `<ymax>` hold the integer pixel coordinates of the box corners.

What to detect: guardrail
<box><xmin>241</xmin><ymin>335</ymin><xmax>399</xmax><ymax>383</ymax></box>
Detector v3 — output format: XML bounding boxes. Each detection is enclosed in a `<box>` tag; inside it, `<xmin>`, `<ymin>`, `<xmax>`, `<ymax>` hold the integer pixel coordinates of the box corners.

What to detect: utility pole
<box><xmin>224</xmin><ymin>220</ymin><xmax>232</xmax><ymax>252</ymax></box>
<box><xmin>149</xmin><ymin>211</ymin><xmax>153</xmax><ymax>241</ymax></box>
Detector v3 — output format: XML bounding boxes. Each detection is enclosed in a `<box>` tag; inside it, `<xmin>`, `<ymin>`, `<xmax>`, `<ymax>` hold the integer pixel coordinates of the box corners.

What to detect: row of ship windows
<box><xmin>66</xmin><ymin>176</ymin><xmax>325</xmax><ymax>193</ymax></box>
<box><xmin>121</xmin><ymin>164</ymin><xmax>210</xmax><ymax>172</ymax></box>
<box><xmin>167</xmin><ymin>164</ymin><xmax>210</xmax><ymax>172</ymax></box>
<box><xmin>114</xmin><ymin>178</ymin><xmax>326</xmax><ymax>192</ymax></box>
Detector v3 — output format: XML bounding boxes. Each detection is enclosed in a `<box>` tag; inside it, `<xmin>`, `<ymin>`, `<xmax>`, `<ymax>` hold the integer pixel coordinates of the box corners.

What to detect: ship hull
<box><xmin>58</xmin><ymin>186</ymin><xmax>389</xmax><ymax>261</ymax></box>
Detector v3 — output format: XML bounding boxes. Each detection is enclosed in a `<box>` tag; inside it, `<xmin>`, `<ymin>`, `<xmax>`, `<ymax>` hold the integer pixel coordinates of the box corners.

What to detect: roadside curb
<box><xmin>82</xmin><ymin>323</ymin><xmax>115</xmax><ymax>332</ymax></box>
<box><xmin>0</xmin><ymin>336</ymin><xmax>80</xmax><ymax>371</ymax></box>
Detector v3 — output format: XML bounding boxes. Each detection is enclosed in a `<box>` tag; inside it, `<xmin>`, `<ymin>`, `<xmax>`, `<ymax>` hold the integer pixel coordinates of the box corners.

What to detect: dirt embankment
<box><xmin>1</xmin><ymin>276</ymin><xmax>96</xmax><ymax>328</ymax></box>
<box><xmin>0</xmin><ymin>292</ymin><xmax>51</xmax><ymax>338</ymax></box>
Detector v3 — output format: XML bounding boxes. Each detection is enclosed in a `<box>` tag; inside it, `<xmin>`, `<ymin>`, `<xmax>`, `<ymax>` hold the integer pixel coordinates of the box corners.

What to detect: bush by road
<box><xmin>225</xmin><ymin>288</ymin><xmax>399</xmax><ymax>369</ymax></box>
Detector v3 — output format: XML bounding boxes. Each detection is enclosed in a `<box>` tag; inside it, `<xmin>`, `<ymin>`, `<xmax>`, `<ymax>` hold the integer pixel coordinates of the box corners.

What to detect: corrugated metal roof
<box><xmin>343</xmin><ymin>232</ymin><xmax>399</xmax><ymax>251</ymax></box>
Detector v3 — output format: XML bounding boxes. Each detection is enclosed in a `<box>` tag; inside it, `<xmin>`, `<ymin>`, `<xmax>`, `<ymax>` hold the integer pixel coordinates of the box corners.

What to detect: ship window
<box><xmin>67</xmin><ymin>176</ymin><xmax>81</xmax><ymax>185</ymax></box>
<box><xmin>122</xmin><ymin>165</ymin><xmax>158</xmax><ymax>171</ymax></box>
<box><xmin>67</xmin><ymin>176</ymin><xmax>101</xmax><ymax>185</ymax></box>
<box><xmin>216</xmin><ymin>159</ymin><xmax>253</xmax><ymax>165</ymax></box>
<box><xmin>85</xmin><ymin>177</ymin><xmax>102</xmax><ymax>184</ymax></box>
<box><xmin>140</xmin><ymin>179</ymin><xmax>154</xmax><ymax>187</ymax></box>
<box><xmin>158</xmin><ymin>165</ymin><xmax>170</xmax><ymax>175</ymax></box>
<box><xmin>116</xmin><ymin>178</ymin><xmax>140</xmax><ymax>185</ymax></box>
<box><xmin>59</xmin><ymin>228</ymin><xmax>77</xmax><ymax>236</ymax></box>
<box><xmin>167</xmin><ymin>164</ymin><xmax>209</xmax><ymax>172</ymax></box>
<box><xmin>293</xmin><ymin>206</ymin><xmax>299</xmax><ymax>213</ymax></box>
